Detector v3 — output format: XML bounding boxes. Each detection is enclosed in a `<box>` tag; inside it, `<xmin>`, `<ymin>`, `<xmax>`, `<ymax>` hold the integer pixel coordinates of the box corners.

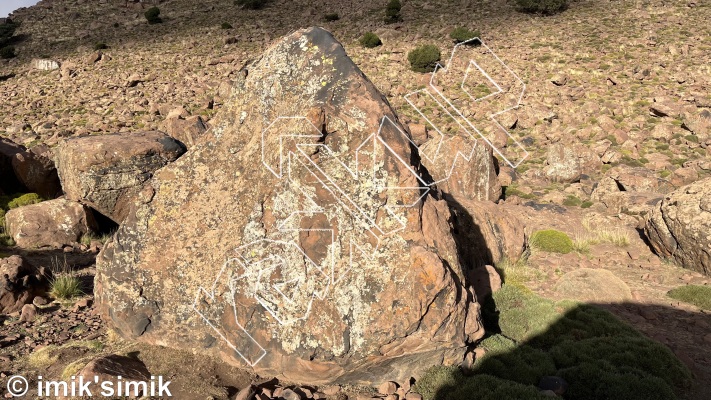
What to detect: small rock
<box><xmin>404</xmin><ymin>394</ymin><xmax>423</xmax><ymax>400</ymax></box>
<box><xmin>551</xmin><ymin>74</ymin><xmax>568</xmax><ymax>86</ymax></box>
<box><xmin>322</xmin><ymin>386</ymin><xmax>341</xmax><ymax>395</ymax></box>
<box><xmin>73</xmin><ymin>298</ymin><xmax>93</xmax><ymax>310</ymax></box>
<box><xmin>540</xmin><ymin>389</ymin><xmax>558</xmax><ymax>397</ymax></box>
<box><xmin>281</xmin><ymin>388</ymin><xmax>304</xmax><ymax>400</ymax></box>
<box><xmin>378</xmin><ymin>381</ymin><xmax>398</xmax><ymax>395</ymax></box>
<box><xmin>19</xmin><ymin>304</ymin><xmax>37</xmax><ymax>322</ymax></box>
<box><xmin>33</xmin><ymin>296</ymin><xmax>48</xmax><ymax>306</ymax></box>
<box><xmin>234</xmin><ymin>385</ymin><xmax>256</xmax><ymax>400</ymax></box>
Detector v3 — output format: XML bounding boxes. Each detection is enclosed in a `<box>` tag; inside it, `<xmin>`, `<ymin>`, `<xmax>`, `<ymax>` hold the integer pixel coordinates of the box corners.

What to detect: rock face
<box><xmin>55</xmin><ymin>132</ymin><xmax>186</xmax><ymax>223</ymax></box>
<box><xmin>0</xmin><ymin>138</ymin><xmax>62</xmax><ymax>198</ymax></box>
<box><xmin>4</xmin><ymin>198</ymin><xmax>96</xmax><ymax>248</ymax></box>
<box><xmin>645</xmin><ymin>178</ymin><xmax>711</xmax><ymax>276</ymax></box>
<box><xmin>95</xmin><ymin>28</ymin><xmax>483</xmax><ymax>384</ymax></box>
<box><xmin>0</xmin><ymin>255</ymin><xmax>50</xmax><ymax>314</ymax></box>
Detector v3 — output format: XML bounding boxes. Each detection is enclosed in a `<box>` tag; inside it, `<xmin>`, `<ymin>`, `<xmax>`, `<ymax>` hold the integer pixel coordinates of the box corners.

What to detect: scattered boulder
<box><xmin>78</xmin><ymin>355</ymin><xmax>151</xmax><ymax>398</ymax></box>
<box><xmin>0</xmin><ymin>138</ymin><xmax>61</xmax><ymax>198</ymax></box>
<box><xmin>0</xmin><ymin>255</ymin><xmax>50</xmax><ymax>314</ymax></box>
<box><xmin>554</xmin><ymin>268</ymin><xmax>632</xmax><ymax>302</ymax></box>
<box><xmin>55</xmin><ymin>132</ymin><xmax>186</xmax><ymax>223</ymax></box>
<box><xmin>96</xmin><ymin>27</ymin><xmax>482</xmax><ymax>384</ymax></box>
<box><xmin>19</xmin><ymin>303</ymin><xmax>37</xmax><ymax>322</ymax></box>
<box><xmin>421</xmin><ymin>138</ymin><xmax>501</xmax><ymax>202</ymax></box>
<box><xmin>4</xmin><ymin>198</ymin><xmax>96</xmax><ymax>248</ymax></box>
<box><xmin>545</xmin><ymin>143</ymin><xmax>581</xmax><ymax>183</ymax></box>
<box><xmin>160</xmin><ymin>113</ymin><xmax>209</xmax><ymax>148</ymax></box>
<box><xmin>645</xmin><ymin>178</ymin><xmax>711</xmax><ymax>276</ymax></box>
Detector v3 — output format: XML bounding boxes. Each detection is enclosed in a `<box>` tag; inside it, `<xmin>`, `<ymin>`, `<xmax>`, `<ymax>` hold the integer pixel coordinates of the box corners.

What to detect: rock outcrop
<box><xmin>55</xmin><ymin>132</ymin><xmax>186</xmax><ymax>223</ymax></box>
<box><xmin>0</xmin><ymin>255</ymin><xmax>50</xmax><ymax>314</ymax></box>
<box><xmin>95</xmin><ymin>28</ymin><xmax>483</xmax><ymax>384</ymax></box>
<box><xmin>645</xmin><ymin>178</ymin><xmax>711</xmax><ymax>276</ymax></box>
<box><xmin>5</xmin><ymin>198</ymin><xmax>96</xmax><ymax>248</ymax></box>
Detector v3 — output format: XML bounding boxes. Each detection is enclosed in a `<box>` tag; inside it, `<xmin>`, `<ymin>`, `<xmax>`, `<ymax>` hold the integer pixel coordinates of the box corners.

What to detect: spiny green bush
<box><xmin>529</xmin><ymin>229</ymin><xmax>573</xmax><ymax>254</ymax></box>
<box><xmin>221</xmin><ymin>22</ymin><xmax>233</xmax><ymax>29</ymax></box>
<box><xmin>235</xmin><ymin>0</ymin><xmax>268</xmax><ymax>10</ymax></box>
<box><xmin>93</xmin><ymin>42</ymin><xmax>108</xmax><ymax>50</ymax></box>
<box><xmin>0</xmin><ymin>46</ymin><xmax>15</xmax><ymax>59</ymax></box>
<box><xmin>0</xmin><ymin>19</ymin><xmax>18</xmax><ymax>47</ymax></box>
<box><xmin>359</xmin><ymin>32</ymin><xmax>382</xmax><ymax>48</ymax></box>
<box><xmin>384</xmin><ymin>0</ymin><xmax>402</xmax><ymax>23</ymax></box>
<box><xmin>667</xmin><ymin>285</ymin><xmax>711</xmax><ymax>310</ymax></box>
<box><xmin>144</xmin><ymin>7</ymin><xmax>162</xmax><ymax>24</ymax></box>
<box><xmin>449</xmin><ymin>27</ymin><xmax>480</xmax><ymax>44</ymax></box>
<box><xmin>414</xmin><ymin>366</ymin><xmax>550</xmax><ymax>400</ymax></box>
<box><xmin>408</xmin><ymin>44</ymin><xmax>441</xmax><ymax>73</ymax></box>
<box><xmin>516</xmin><ymin>0</ymin><xmax>568</xmax><ymax>15</ymax></box>
<box><xmin>324</xmin><ymin>13</ymin><xmax>339</xmax><ymax>22</ymax></box>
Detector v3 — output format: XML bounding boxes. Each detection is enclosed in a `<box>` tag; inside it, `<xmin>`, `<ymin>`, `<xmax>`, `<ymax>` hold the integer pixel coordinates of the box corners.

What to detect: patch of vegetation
<box><xmin>93</xmin><ymin>42</ymin><xmax>108</xmax><ymax>50</ymax></box>
<box><xmin>408</xmin><ymin>44</ymin><xmax>441</xmax><ymax>73</ymax></box>
<box><xmin>581</xmin><ymin>218</ymin><xmax>630</xmax><ymax>246</ymax></box>
<box><xmin>0</xmin><ymin>45</ymin><xmax>15</xmax><ymax>59</ymax></box>
<box><xmin>415</xmin><ymin>284</ymin><xmax>691</xmax><ymax>400</ymax></box>
<box><xmin>667</xmin><ymin>285</ymin><xmax>711</xmax><ymax>310</ymax></box>
<box><xmin>49</xmin><ymin>257</ymin><xmax>83</xmax><ymax>300</ymax></box>
<box><xmin>359</xmin><ymin>32</ymin><xmax>382</xmax><ymax>48</ymax></box>
<box><xmin>495</xmin><ymin>257</ymin><xmax>544</xmax><ymax>286</ymax></box>
<box><xmin>659</xmin><ymin>170</ymin><xmax>672</xmax><ymax>178</ymax></box>
<box><xmin>220</xmin><ymin>22</ymin><xmax>233</xmax><ymax>29</ymax></box>
<box><xmin>502</xmin><ymin>186</ymin><xmax>535</xmax><ymax>200</ymax></box>
<box><xmin>685</xmin><ymin>134</ymin><xmax>699</xmax><ymax>143</ymax></box>
<box><xmin>144</xmin><ymin>7</ymin><xmax>162</xmax><ymax>24</ymax></box>
<box><xmin>580</xmin><ymin>201</ymin><xmax>594</xmax><ymax>208</ymax></box>
<box><xmin>235</xmin><ymin>0</ymin><xmax>268</xmax><ymax>9</ymax></box>
<box><xmin>384</xmin><ymin>0</ymin><xmax>402</xmax><ymax>23</ymax></box>
<box><xmin>449</xmin><ymin>27</ymin><xmax>480</xmax><ymax>44</ymax></box>
<box><xmin>530</xmin><ymin>229</ymin><xmax>573</xmax><ymax>254</ymax></box>
<box><xmin>324</xmin><ymin>13</ymin><xmax>340</xmax><ymax>22</ymax></box>
<box><xmin>562</xmin><ymin>195</ymin><xmax>582</xmax><ymax>207</ymax></box>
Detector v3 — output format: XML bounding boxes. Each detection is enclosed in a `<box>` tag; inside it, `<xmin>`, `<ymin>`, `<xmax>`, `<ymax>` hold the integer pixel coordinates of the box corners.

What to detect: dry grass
<box><xmin>496</xmin><ymin>256</ymin><xmax>544</xmax><ymax>285</ymax></box>
<box><xmin>579</xmin><ymin>217</ymin><xmax>631</xmax><ymax>247</ymax></box>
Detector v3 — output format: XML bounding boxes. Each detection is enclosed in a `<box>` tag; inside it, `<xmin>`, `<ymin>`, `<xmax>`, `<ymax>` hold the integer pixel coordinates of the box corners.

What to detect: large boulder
<box><xmin>55</xmin><ymin>132</ymin><xmax>186</xmax><ymax>223</ymax></box>
<box><xmin>4</xmin><ymin>198</ymin><xmax>96</xmax><ymax>248</ymax></box>
<box><xmin>645</xmin><ymin>178</ymin><xmax>711</xmax><ymax>276</ymax></box>
<box><xmin>95</xmin><ymin>28</ymin><xmax>483</xmax><ymax>384</ymax></box>
<box><xmin>0</xmin><ymin>255</ymin><xmax>50</xmax><ymax>314</ymax></box>
<box><xmin>0</xmin><ymin>138</ymin><xmax>61</xmax><ymax>198</ymax></box>
<box><xmin>545</xmin><ymin>142</ymin><xmax>581</xmax><ymax>183</ymax></box>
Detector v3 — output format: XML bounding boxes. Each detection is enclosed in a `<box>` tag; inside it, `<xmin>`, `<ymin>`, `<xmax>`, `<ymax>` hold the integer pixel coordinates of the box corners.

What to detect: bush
<box><xmin>324</xmin><ymin>13</ymin><xmax>339</xmax><ymax>22</ymax></box>
<box><xmin>144</xmin><ymin>7</ymin><xmax>162</xmax><ymax>24</ymax></box>
<box><xmin>0</xmin><ymin>46</ymin><xmax>15</xmax><ymax>59</ymax></box>
<box><xmin>529</xmin><ymin>229</ymin><xmax>573</xmax><ymax>254</ymax></box>
<box><xmin>221</xmin><ymin>22</ymin><xmax>233</xmax><ymax>29</ymax></box>
<box><xmin>384</xmin><ymin>0</ymin><xmax>402</xmax><ymax>23</ymax></box>
<box><xmin>359</xmin><ymin>32</ymin><xmax>382</xmax><ymax>48</ymax></box>
<box><xmin>516</xmin><ymin>0</ymin><xmax>568</xmax><ymax>15</ymax></box>
<box><xmin>93</xmin><ymin>42</ymin><xmax>108</xmax><ymax>50</ymax></box>
<box><xmin>667</xmin><ymin>285</ymin><xmax>711</xmax><ymax>310</ymax></box>
<box><xmin>50</xmin><ymin>257</ymin><xmax>83</xmax><ymax>300</ymax></box>
<box><xmin>235</xmin><ymin>0</ymin><xmax>268</xmax><ymax>9</ymax></box>
<box><xmin>408</xmin><ymin>44</ymin><xmax>441</xmax><ymax>73</ymax></box>
<box><xmin>6</xmin><ymin>193</ymin><xmax>42</xmax><ymax>209</ymax></box>
<box><xmin>0</xmin><ymin>20</ymin><xmax>18</xmax><ymax>47</ymax></box>
<box><xmin>450</xmin><ymin>27</ymin><xmax>480</xmax><ymax>44</ymax></box>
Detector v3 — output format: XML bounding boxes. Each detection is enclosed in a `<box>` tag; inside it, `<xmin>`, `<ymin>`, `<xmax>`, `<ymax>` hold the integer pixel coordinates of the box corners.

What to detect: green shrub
<box><xmin>359</xmin><ymin>32</ymin><xmax>382</xmax><ymax>48</ymax></box>
<box><xmin>449</xmin><ymin>27</ymin><xmax>480</xmax><ymax>44</ymax></box>
<box><xmin>530</xmin><ymin>229</ymin><xmax>573</xmax><ymax>254</ymax></box>
<box><xmin>384</xmin><ymin>0</ymin><xmax>402</xmax><ymax>23</ymax></box>
<box><xmin>93</xmin><ymin>42</ymin><xmax>108</xmax><ymax>50</ymax></box>
<box><xmin>0</xmin><ymin>20</ymin><xmax>18</xmax><ymax>47</ymax></box>
<box><xmin>7</xmin><ymin>193</ymin><xmax>42</xmax><ymax>209</ymax></box>
<box><xmin>414</xmin><ymin>366</ymin><xmax>550</xmax><ymax>400</ymax></box>
<box><xmin>221</xmin><ymin>22</ymin><xmax>233</xmax><ymax>29</ymax></box>
<box><xmin>50</xmin><ymin>257</ymin><xmax>83</xmax><ymax>300</ymax></box>
<box><xmin>235</xmin><ymin>0</ymin><xmax>268</xmax><ymax>9</ymax></box>
<box><xmin>562</xmin><ymin>195</ymin><xmax>582</xmax><ymax>207</ymax></box>
<box><xmin>144</xmin><ymin>7</ymin><xmax>162</xmax><ymax>24</ymax></box>
<box><xmin>516</xmin><ymin>0</ymin><xmax>568</xmax><ymax>14</ymax></box>
<box><xmin>668</xmin><ymin>285</ymin><xmax>711</xmax><ymax>310</ymax></box>
<box><xmin>0</xmin><ymin>46</ymin><xmax>15</xmax><ymax>59</ymax></box>
<box><xmin>580</xmin><ymin>200</ymin><xmax>594</xmax><ymax>208</ymax></box>
<box><xmin>502</xmin><ymin>185</ymin><xmax>535</xmax><ymax>200</ymax></box>
<box><xmin>324</xmin><ymin>13</ymin><xmax>339</xmax><ymax>22</ymax></box>
<box><xmin>408</xmin><ymin>44</ymin><xmax>441</xmax><ymax>73</ymax></box>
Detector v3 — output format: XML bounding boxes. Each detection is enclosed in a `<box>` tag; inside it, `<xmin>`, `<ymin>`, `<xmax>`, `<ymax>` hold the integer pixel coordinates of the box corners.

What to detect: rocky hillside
<box><xmin>1</xmin><ymin>0</ymin><xmax>711</xmax><ymax>399</ymax></box>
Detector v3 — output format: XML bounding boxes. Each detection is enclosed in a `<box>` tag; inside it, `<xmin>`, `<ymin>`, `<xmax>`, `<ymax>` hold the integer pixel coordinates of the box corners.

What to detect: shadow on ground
<box><xmin>415</xmin><ymin>284</ymin><xmax>709</xmax><ymax>400</ymax></box>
